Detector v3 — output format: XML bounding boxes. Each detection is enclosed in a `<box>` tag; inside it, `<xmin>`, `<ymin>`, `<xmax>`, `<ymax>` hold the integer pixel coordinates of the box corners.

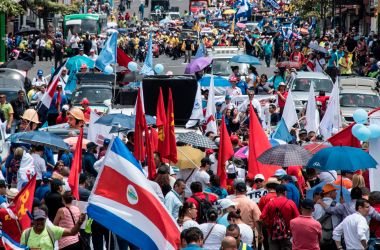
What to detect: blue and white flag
<box><xmin>140</xmin><ymin>32</ymin><xmax>154</xmax><ymax>76</ymax></box>
<box><xmin>281</xmin><ymin>23</ymin><xmax>293</xmax><ymax>39</ymax></box>
<box><xmin>1</xmin><ymin>231</ymin><xmax>28</xmax><ymax>250</ymax></box>
<box><xmin>264</xmin><ymin>0</ymin><xmax>280</xmax><ymax>10</ymax></box>
<box><xmin>95</xmin><ymin>31</ymin><xmax>118</xmax><ymax>72</ymax></box>
<box><xmin>195</xmin><ymin>42</ymin><xmax>206</xmax><ymax>59</ymax></box>
<box><xmin>87</xmin><ymin>137</ymin><xmax>180</xmax><ymax>249</ymax></box>
<box><xmin>186</xmin><ymin>82</ymin><xmax>204</xmax><ymax>128</ymax></box>
<box><xmin>235</xmin><ymin>0</ymin><xmax>252</xmax><ymax>21</ymax></box>
<box><xmin>271</xmin><ymin>118</ymin><xmax>293</xmax><ymax>143</ymax></box>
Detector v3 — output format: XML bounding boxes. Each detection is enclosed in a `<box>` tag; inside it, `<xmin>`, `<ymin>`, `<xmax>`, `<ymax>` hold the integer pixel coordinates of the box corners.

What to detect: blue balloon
<box><xmin>353</xmin><ymin>125</ymin><xmax>371</xmax><ymax>141</ymax></box>
<box><xmin>104</xmin><ymin>65</ymin><xmax>113</xmax><ymax>75</ymax></box>
<box><xmin>128</xmin><ymin>62</ymin><xmax>138</xmax><ymax>72</ymax></box>
<box><xmin>154</xmin><ymin>64</ymin><xmax>164</xmax><ymax>74</ymax></box>
<box><xmin>353</xmin><ymin>109</ymin><xmax>368</xmax><ymax>124</ymax></box>
<box><xmin>368</xmin><ymin>124</ymin><xmax>380</xmax><ymax>139</ymax></box>
<box><xmin>352</xmin><ymin>124</ymin><xmax>365</xmax><ymax>136</ymax></box>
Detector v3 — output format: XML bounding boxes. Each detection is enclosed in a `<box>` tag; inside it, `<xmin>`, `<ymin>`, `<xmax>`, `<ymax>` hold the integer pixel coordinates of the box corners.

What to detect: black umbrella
<box><xmin>15</xmin><ymin>27</ymin><xmax>41</xmax><ymax>36</ymax></box>
<box><xmin>177</xmin><ymin>132</ymin><xmax>218</xmax><ymax>149</ymax></box>
<box><xmin>1</xmin><ymin>60</ymin><xmax>33</xmax><ymax>71</ymax></box>
<box><xmin>257</xmin><ymin>144</ymin><xmax>312</xmax><ymax>167</ymax></box>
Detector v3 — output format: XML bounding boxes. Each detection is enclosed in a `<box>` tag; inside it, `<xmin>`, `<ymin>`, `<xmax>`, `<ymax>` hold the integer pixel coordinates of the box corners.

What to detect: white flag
<box><xmin>205</xmin><ymin>75</ymin><xmax>217</xmax><ymax>134</ymax></box>
<box><xmin>319</xmin><ymin>78</ymin><xmax>341</xmax><ymax>139</ymax></box>
<box><xmin>282</xmin><ymin>90</ymin><xmax>298</xmax><ymax>130</ymax></box>
<box><xmin>186</xmin><ymin>82</ymin><xmax>204</xmax><ymax>128</ymax></box>
<box><xmin>305</xmin><ymin>83</ymin><xmax>319</xmax><ymax>133</ymax></box>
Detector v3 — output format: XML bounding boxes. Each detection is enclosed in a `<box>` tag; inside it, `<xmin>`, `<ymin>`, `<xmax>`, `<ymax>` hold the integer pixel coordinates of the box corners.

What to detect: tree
<box><xmin>0</xmin><ymin>0</ymin><xmax>24</xmax><ymax>16</ymax></box>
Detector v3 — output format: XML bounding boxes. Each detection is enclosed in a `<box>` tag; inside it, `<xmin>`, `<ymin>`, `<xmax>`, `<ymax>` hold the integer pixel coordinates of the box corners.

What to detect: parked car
<box><xmin>339</xmin><ymin>76</ymin><xmax>380</xmax><ymax>123</ymax></box>
<box><xmin>287</xmin><ymin>71</ymin><xmax>334</xmax><ymax>114</ymax></box>
<box><xmin>72</xmin><ymin>84</ymin><xmax>113</xmax><ymax>114</ymax></box>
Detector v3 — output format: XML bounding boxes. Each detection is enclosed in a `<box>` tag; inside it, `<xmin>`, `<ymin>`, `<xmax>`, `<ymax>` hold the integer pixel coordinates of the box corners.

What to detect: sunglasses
<box><xmin>255</xmin><ymin>179</ymin><xmax>264</xmax><ymax>183</ymax></box>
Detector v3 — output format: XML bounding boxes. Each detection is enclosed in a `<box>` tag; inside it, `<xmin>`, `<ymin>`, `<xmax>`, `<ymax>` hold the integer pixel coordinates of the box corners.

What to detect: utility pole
<box><xmin>0</xmin><ymin>13</ymin><xmax>5</xmax><ymax>63</ymax></box>
<box><xmin>378</xmin><ymin>0</ymin><xmax>380</xmax><ymax>36</ymax></box>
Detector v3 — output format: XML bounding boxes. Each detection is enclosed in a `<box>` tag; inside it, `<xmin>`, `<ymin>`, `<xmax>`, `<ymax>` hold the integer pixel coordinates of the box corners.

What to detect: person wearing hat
<box><xmin>80</xmin><ymin>62</ymin><xmax>88</xmax><ymax>73</ymax></box>
<box><xmin>247</xmin><ymin>174</ymin><xmax>268</xmax><ymax>204</ymax></box>
<box><xmin>276</xmin><ymin>82</ymin><xmax>288</xmax><ymax>115</ymax></box>
<box><xmin>56</xmin><ymin>104</ymin><xmax>69</xmax><ymax>125</ymax></box>
<box><xmin>220</xmin><ymin>95</ymin><xmax>235</xmax><ymax>114</ymax></box>
<box><xmin>67</xmin><ymin>107</ymin><xmax>85</xmax><ymax>129</ymax></box>
<box><xmin>58</xmin><ymin>67</ymin><xmax>69</xmax><ymax>89</ymax></box>
<box><xmin>298</xmin><ymin>129</ymin><xmax>308</xmax><ymax>145</ymax></box>
<box><xmin>290</xmin><ymin>44</ymin><xmax>305</xmax><ymax>65</ymax></box>
<box><xmin>47</xmin><ymin>82</ymin><xmax>68</xmax><ymax>126</ymax></box>
<box><xmin>333</xmin><ymin>170</ymin><xmax>354</xmax><ymax>190</ymax></box>
<box><xmin>262</xmin><ymin>35</ymin><xmax>273</xmax><ymax>67</ymax></box>
<box><xmin>35</xmin><ymin>172</ymin><xmax>52</xmax><ymax>201</ymax></box>
<box><xmin>215</xmin><ymin>101</ymin><xmax>223</xmax><ymax>120</ymax></box>
<box><xmin>267</xmin><ymin>68</ymin><xmax>286</xmax><ymax>91</ymax></box>
<box><xmin>32</xmin><ymin>70</ymin><xmax>48</xmax><ymax>87</ymax></box>
<box><xmin>290</xmin><ymin>199</ymin><xmax>322</xmax><ymax>250</ymax></box>
<box><xmin>227</xmin><ymin>76</ymin><xmax>243</xmax><ymax>97</ymax></box>
<box><xmin>98</xmin><ymin>138</ymin><xmax>111</xmax><ymax>159</ymax></box>
<box><xmin>89</xmin><ymin>49</ymin><xmax>98</xmax><ymax>61</ymax></box>
<box><xmin>19</xmin><ymin>109</ymin><xmax>40</xmax><ymax>132</ymax></box>
<box><xmin>20</xmin><ymin>207</ymin><xmax>85</xmax><ymax>249</ymax></box>
<box><xmin>80</xmin><ymin>98</ymin><xmax>91</xmax><ymax>120</ymax></box>
<box><xmin>217</xmin><ymin>199</ymin><xmax>237</xmax><ymax>227</ymax></box>
<box><xmin>232</xmin><ymin>182</ymin><xmax>261</xmax><ymax>233</ymax></box>
<box><xmin>83</xmin><ymin>142</ymin><xmax>98</xmax><ymax>180</ymax></box>
<box><xmin>279</xmin><ymin>174</ymin><xmax>300</xmax><ymax>207</ymax></box>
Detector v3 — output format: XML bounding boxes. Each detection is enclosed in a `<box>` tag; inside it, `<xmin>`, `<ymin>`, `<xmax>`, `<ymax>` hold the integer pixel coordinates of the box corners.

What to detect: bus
<box><xmin>189</xmin><ymin>0</ymin><xmax>211</xmax><ymax>14</ymax></box>
<box><xmin>63</xmin><ymin>14</ymin><xmax>107</xmax><ymax>38</ymax></box>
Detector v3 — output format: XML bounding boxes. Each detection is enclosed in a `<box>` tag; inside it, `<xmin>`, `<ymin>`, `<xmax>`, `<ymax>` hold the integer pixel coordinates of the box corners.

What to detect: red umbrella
<box><xmin>276</xmin><ymin>61</ymin><xmax>302</xmax><ymax>69</ymax></box>
<box><xmin>303</xmin><ymin>143</ymin><xmax>330</xmax><ymax>154</ymax></box>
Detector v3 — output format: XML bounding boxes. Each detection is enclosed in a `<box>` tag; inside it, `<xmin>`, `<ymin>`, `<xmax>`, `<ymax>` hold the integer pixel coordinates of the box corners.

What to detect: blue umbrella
<box><xmin>306</xmin><ymin>181</ymin><xmax>351</xmax><ymax>203</ymax></box>
<box><xmin>269</xmin><ymin>138</ymin><xmax>287</xmax><ymax>147</ymax></box>
<box><xmin>306</xmin><ymin>146</ymin><xmax>377</xmax><ymax>171</ymax></box>
<box><xmin>230</xmin><ymin>54</ymin><xmax>261</xmax><ymax>65</ymax></box>
<box><xmin>66</xmin><ymin>55</ymin><xmax>95</xmax><ymax>71</ymax></box>
<box><xmin>18</xmin><ymin>131</ymin><xmax>70</xmax><ymax>151</ymax></box>
<box><xmin>95</xmin><ymin>113</ymin><xmax>156</xmax><ymax>129</ymax></box>
<box><xmin>199</xmin><ymin>75</ymin><xmax>230</xmax><ymax>87</ymax></box>
<box><xmin>6</xmin><ymin>132</ymin><xmax>27</xmax><ymax>143</ymax></box>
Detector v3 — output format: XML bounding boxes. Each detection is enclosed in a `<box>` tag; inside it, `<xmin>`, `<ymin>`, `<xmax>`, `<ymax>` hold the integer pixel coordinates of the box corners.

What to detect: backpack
<box><xmin>271</xmin><ymin>200</ymin><xmax>290</xmax><ymax>240</ymax></box>
<box><xmin>23</xmin><ymin>226</ymin><xmax>55</xmax><ymax>247</ymax></box>
<box><xmin>318</xmin><ymin>201</ymin><xmax>336</xmax><ymax>246</ymax></box>
<box><xmin>54</xmin><ymin>39</ymin><xmax>63</xmax><ymax>52</ymax></box>
<box><xmin>191</xmin><ymin>194</ymin><xmax>213</xmax><ymax>224</ymax></box>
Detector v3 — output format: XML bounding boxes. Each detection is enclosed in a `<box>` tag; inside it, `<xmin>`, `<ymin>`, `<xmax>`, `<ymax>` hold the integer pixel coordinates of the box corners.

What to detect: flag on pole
<box><xmin>235</xmin><ymin>0</ymin><xmax>252</xmax><ymax>20</ymax></box>
<box><xmin>156</xmin><ymin>88</ymin><xmax>169</xmax><ymax>159</ymax></box>
<box><xmin>282</xmin><ymin>91</ymin><xmax>298</xmax><ymax>130</ymax></box>
<box><xmin>9</xmin><ymin>176</ymin><xmax>36</xmax><ymax>231</ymax></box>
<box><xmin>194</xmin><ymin>43</ymin><xmax>206</xmax><ymax>59</ymax></box>
<box><xmin>145</xmin><ymin>127</ymin><xmax>157</xmax><ymax>180</ymax></box>
<box><xmin>320</xmin><ymin>79</ymin><xmax>341</xmax><ymax>139</ymax></box>
<box><xmin>327</xmin><ymin>123</ymin><xmax>361</xmax><ymax>148</ymax></box>
<box><xmin>217</xmin><ymin>116</ymin><xmax>234</xmax><ymax>188</ymax></box>
<box><xmin>140</xmin><ymin>32</ymin><xmax>154</xmax><ymax>76</ymax></box>
<box><xmin>205</xmin><ymin>75</ymin><xmax>217</xmax><ymax>134</ymax></box>
<box><xmin>95</xmin><ymin>31</ymin><xmax>118</xmax><ymax>72</ymax></box>
<box><xmin>248</xmin><ymin>104</ymin><xmax>279</xmax><ymax>180</ymax></box>
<box><xmin>230</xmin><ymin>16</ymin><xmax>235</xmax><ymax>34</ymax></box>
<box><xmin>272</xmin><ymin>118</ymin><xmax>293</xmax><ymax>142</ymax></box>
<box><xmin>87</xmin><ymin>137</ymin><xmax>180</xmax><ymax>249</ymax></box>
<box><xmin>165</xmin><ymin>88</ymin><xmax>177</xmax><ymax>163</ymax></box>
<box><xmin>134</xmin><ymin>88</ymin><xmax>147</xmax><ymax>162</ymax></box>
<box><xmin>305</xmin><ymin>83</ymin><xmax>319</xmax><ymax>133</ymax></box>
<box><xmin>1</xmin><ymin>232</ymin><xmax>28</xmax><ymax>250</ymax></box>
<box><xmin>68</xmin><ymin>127</ymin><xmax>84</xmax><ymax>200</ymax></box>
<box><xmin>186</xmin><ymin>82</ymin><xmax>204</xmax><ymax>128</ymax></box>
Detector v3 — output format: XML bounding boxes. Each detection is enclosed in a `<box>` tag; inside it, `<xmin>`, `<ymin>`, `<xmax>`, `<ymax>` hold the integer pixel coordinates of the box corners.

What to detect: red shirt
<box><xmin>290</xmin><ymin>215</ymin><xmax>321</xmax><ymax>250</ymax></box>
<box><xmin>316</xmin><ymin>96</ymin><xmax>330</xmax><ymax>111</ymax></box>
<box><xmin>258</xmin><ymin>192</ymin><xmax>277</xmax><ymax>211</ymax></box>
<box><xmin>0</xmin><ymin>208</ymin><xmax>21</xmax><ymax>247</ymax></box>
<box><xmin>186</xmin><ymin>192</ymin><xmax>218</xmax><ymax>211</ymax></box>
<box><xmin>260</xmin><ymin>196</ymin><xmax>300</xmax><ymax>233</ymax></box>
<box><xmin>56</xmin><ymin>113</ymin><xmax>68</xmax><ymax>124</ymax></box>
<box><xmin>277</xmin><ymin>91</ymin><xmax>288</xmax><ymax>108</ymax></box>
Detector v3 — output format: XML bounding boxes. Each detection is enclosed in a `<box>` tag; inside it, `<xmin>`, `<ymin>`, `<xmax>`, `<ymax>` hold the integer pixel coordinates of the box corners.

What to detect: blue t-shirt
<box><xmin>236</xmin><ymin>80</ymin><xmax>248</xmax><ymax>95</ymax></box>
<box><xmin>35</xmin><ymin>184</ymin><xmax>51</xmax><ymax>201</ymax></box>
<box><xmin>48</xmin><ymin>92</ymin><xmax>69</xmax><ymax>114</ymax></box>
<box><xmin>268</xmin><ymin>75</ymin><xmax>286</xmax><ymax>90</ymax></box>
<box><xmin>327</xmin><ymin>50</ymin><xmax>338</xmax><ymax>68</ymax></box>
<box><xmin>285</xmin><ymin>182</ymin><xmax>300</xmax><ymax>207</ymax></box>
<box><xmin>217</xmin><ymin>213</ymin><xmax>230</xmax><ymax>227</ymax></box>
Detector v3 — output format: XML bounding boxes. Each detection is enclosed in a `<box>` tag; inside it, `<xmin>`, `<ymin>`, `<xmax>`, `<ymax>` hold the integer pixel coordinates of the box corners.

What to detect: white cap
<box><xmin>226</xmin><ymin>163</ymin><xmax>237</xmax><ymax>174</ymax></box>
<box><xmin>62</xmin><ymin>104</ymin><xmax>70</xmax><ymax>111</ymax></box>
<box><xmin>219</xmin><ymin>199</ymin><xmax>237</xmax><ymax>210</ymax></box>
<box><xmin>254</xmin><ymin>174</ymin><xmax>265</xmax><ymax>181</ymax></box>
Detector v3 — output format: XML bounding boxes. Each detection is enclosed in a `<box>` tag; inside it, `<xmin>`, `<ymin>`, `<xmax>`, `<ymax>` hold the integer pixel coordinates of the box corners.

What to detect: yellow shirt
<box><xmin>45</xmin><ymin>39</ymin><xmax>53</xmax><ymax>50</ymax></box>
<box><xmin>339</xmin><ymin>57</ymin><xmax>353</xmax><ymax>75</ymax></box>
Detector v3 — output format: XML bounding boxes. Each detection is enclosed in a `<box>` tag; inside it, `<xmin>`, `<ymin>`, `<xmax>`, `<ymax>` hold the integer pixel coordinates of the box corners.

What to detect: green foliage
<box><xmin>0</xmin><ymin>0</ymin><xmax>24</xmax><ymax>16</ymax></box>
<box><xmin>27</xmin><ymin>0</ymin><xmax>79</xmax><ymax>16</ymax></box>
<box><xmin>291</xmin><ymin>0</ymin><xmax>332</xmax><ymax>19</ymax></box>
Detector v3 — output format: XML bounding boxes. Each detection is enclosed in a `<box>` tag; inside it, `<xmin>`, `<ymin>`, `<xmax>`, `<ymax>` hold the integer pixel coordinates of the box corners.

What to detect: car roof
<box><xmin>293</xmin><ymin>71</ymin><xmax>331</xmax><ymax>79</ymax></box>
<box><xmin>75</xmin><ymin>85</ymin><xmax>112</xmax><ymax>89</ymax></box>
<box><xmin>340</xmin><ymin>87</ymin><xmax>379</xmax><ymax>95</ymax></box>
<box><xmin>340</xmin><ymin>76</ymin><xmax>377</xmax><ymax>89</ymax></box>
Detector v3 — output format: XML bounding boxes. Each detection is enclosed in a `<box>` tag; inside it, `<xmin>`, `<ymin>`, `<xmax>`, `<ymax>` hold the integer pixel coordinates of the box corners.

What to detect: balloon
<box><xmin>104</xmin><ymin>65</ymin><xmax>113</xmax><ymax>75</ymax></box>
<box><xmin>154</xmin><ymin>64</ymin><xmax>164</xmax><ymax>74</ymax></box>
<box><xmin>353</xmin><ymin>109</ymin><xmax>368</xmax><ymax>124</ymax></box>
<box><xmin>352</xmin><ymin>124</ymin><xmax>365</xmax><ymax>136</ymax></box>
<box><xmin>353</xmin><ymin>125</ymin><xmax>371</xmax><ymax>141</ymax></box>
<box><xmin>128</xmin><ymin>62</ymin><xmax>138</xmax><ymax>72</ymax></box>
<box><xmin>368</xmin><ymin>124</ymin><xmax>380</xmax><ymax>139</ymax></box>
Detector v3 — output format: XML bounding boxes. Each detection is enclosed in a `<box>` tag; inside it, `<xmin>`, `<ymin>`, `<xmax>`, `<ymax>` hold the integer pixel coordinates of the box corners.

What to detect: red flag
<box><xmin>117</xmin><ymin>48</ymin><xmax>133</xmax><ymax>70</ymax></box>
<box><xmin>248</xmin><ymin>104</ymin><xmax>280</xmax><ymax>180</ymax></box>
<box><xmin>217</xmin><ymin>116</ymin><xmax>234</xmax><ymax>188</ymax></box>
<box><xmin>156</xmin><ymin>88</ymin><xmax>169</xmax><ymax>159</ymax></box>
<box><xmin>165</xmin><ymin>88</ymin><xmax>178</xmax><ymax>163</ymax></box>
<box><xmin>9</xmin><ymin>175</ymin><xmax>36</xmax><ymax>230</ymax></box>
<box><xmin>151</xmin><ymin>127</ymin><xmax>158</xmax><ymax>152</ymax></box>
<box><xmin>146</xmin><ymin>127</ymin><xmax>157</xmax><ymax>180</ymax></box>
<box><xmin>328</xmin><ymin>123</ymin><xmax>361</xmax><ymax>148</ymax></box>
<box><xmin>134</xmin><ymin>88</ymin><xmax>147</xmax><ymax>161</ymax></box>
<box><xmin>68</xmin><ymin>127</ymin><xmax>84</xmax><ymax>200</ymax></box>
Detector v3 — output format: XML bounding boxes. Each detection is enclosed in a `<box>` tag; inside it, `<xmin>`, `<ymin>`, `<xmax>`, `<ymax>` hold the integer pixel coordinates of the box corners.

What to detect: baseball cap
<box><xmin>225</xmin><ymin>95</ymin><xmax>231</xmax><ymax>100</ymax></box>
<box><xmin>37</xmin><ymin>70</ymin><xmax>43</xmax><ymax>76</ymax></box>
<box><xmin>62</xmin><ymin>105</ymin><xmax>70</xmax><ymax>111</ymax></box>
<box><xmin>205</xmin><ymin>149</ymin><xmax>214</xmax><ymax>155</ymax></box>
<box><xmin>301</xmin><ymin>199</ymin><xmax>314</xmax><ymax>210</ymax></box>
<box><xmin>279</xmin><ymin>174</ymin><xmax>293</xmax><ymax>181</ymax></box>
<box><xmin>33</xmin><ymin>208</ymin><xmax>47</xmax><ymax>220</ymax></box>
<box><xmin>103</xmin><ymin>138</ymin><xmax>111</xmax><ymax>146</ymax></box>
<box><xmin>299</xmin><ymin>129</ymin><xmax>307</xmax><ymax>135</ymax></box>
<box><xmin>6</xmin><ymin>188</ymin><xmax>19</xmax><ymax>199</ymax></box>
<box><xmin>254</xmin><ymin>174</ymin><xmax>265</xmax><ymax>181</ymax></box>
<box><xmin>266</xmin><ymin>177</ymin><xmax>280</xmax><ymax>185</ymax></box>
<box><xmin>215</xmin><ymin>101</ymin><xmax>223</xmax><ymax>106</ymax></box>
<box><xmin>322</xmin><ymin>183</ymin><xmax>338</xmax><ymax>194</ymax></box>
<box><xmin>273</xmin><ymin>169</ymin><xmax>287</xmax><ymax>177</ymax></box>
<box><xmin>235</xmin><ymin>182</ymin><xmax>247</xmax><ymax>193</ymax></box>
<box><xmin>219</xmin><ymin>199</ymin><xmax>237</xmax><ymax>210</ymax></box>
<box><xmin>42</xmin><ymin>172</ymin><xmax>52</xmax><ymax>181</ymax></box>
<box><xmin>201</xmin><ymin>157</ymin><xmax>213</xmax><ymax>165</ymax></box>
<box><xmin>86</xmin><ymin>142</ymin><xmax>97</xmax><ymax>150</ymax></box>
<box><xmin>80</xmin><ymin>98</ymin><xmax>90</xmax><ymax>105</ymax></box>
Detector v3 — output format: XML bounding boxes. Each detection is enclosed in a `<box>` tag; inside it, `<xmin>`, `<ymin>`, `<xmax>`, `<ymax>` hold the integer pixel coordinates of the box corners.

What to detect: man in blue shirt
<box><xmin>280</xmin><ymin>175</ymin><xmax>300</xmax><ymax>207</ymax></box>
<box><xmin>35</xmin><ymin>172</ymin><xmax>52</xmax><ymax>201</ymax></box>
<box><xmin>262</xmin><ymin>37</ymin><xmax>273</xmax><ymax>68</ymax></box>
<box><xmin>47</xmin><ymin>83</ymin><xmax>68</xmax><ymax>126</ymax></box>
<box><xmin>182</xmin><ymin>227</ymin><xmax>204</xmax><ymax>249</ymax></box>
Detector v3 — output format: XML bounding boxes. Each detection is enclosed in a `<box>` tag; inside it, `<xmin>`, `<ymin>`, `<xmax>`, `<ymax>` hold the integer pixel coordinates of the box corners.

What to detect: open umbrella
<box><xmin>258</xmin><ymin>144</ymin><xmax>312</xmax><ymax>167</ymax></box>
<box><xmin>184</xmin><ymin>57</ymin><xmax>213</xmax><ymax>74</ymax></box>
<box><xmin>95</xmin><ymin>113</ymin><xmax>156</xmax><ymax>129</ymax></box>
<box><xmin>306</xmin><ymin>181</ymin><xmax>351</xmax><ymax>203</ymax></box>
<box><xmin>306</xmin><ymin>146</ymin><xmax>377</xmax><ymax>171</ymax></box>
<box><xmin>66</xmin><ymin>55</ymin><xmax>95</xmax><ymax>71</ymax></box>
<box><xmin>234</xmin><ymin>139</ymin><xmax>287</xmax><ymax>159</ymax></box>
<box><xmin>177</xmin><ymin>132</ymin><xmax>218</xmax><ymax>149</ymax></box>
<box><xmin>276</xmin><ymin>61</ymin><xmax>302</xmax><ymax>69</ymax></box>
<box><xmin>308</xmin><ymin>43</ymin><xmax>328</xmax><ymax>54</ymax></box>
<box><xmin>15</xmin><ymin>27</ymin><xmax>40</xmax><ymax>36</ymax></box>
<box><xmin>18</xmin><ymin>131</ymin><xmax>70</xmax><ymax>151</ymax></box>
<box><xmin>176</xmin><ymin>146</ymin><xmax>204</xmax><ymax>169</ymax></box>
<box><xmin>199</xmin><ymin>75</ymin><xmax>230</xmax><ymax>87</ymax></box>
<box><xmin>64</xmin><ymin>137</ymin><xmax>91</xmax><ymax>151</ymax></box>
<box><xmin>223</xmin><ymin>9</ymin><xmax>236</xmax><ymax>15</ymax></box>
<box><xmin>236</xmin><ymin>22</ymin><xmax>246</xmax><ymax>29</ymax></box>
<box><xmin>230</xmin><ymin>55</ymin><xmax>261</xmax><ymax>65</ymax></box>
<box><xmin>1</xmin><ymin>60</ymin><xmax>33</xmax><ymax>71</ymax></box>
<box><xmin>303</xmin><ymin>142</ymin><xmax>330</xmax><ymax>154</ymax></box>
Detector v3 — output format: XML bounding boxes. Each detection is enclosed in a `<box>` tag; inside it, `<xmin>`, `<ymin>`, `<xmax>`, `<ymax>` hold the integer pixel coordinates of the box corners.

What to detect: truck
<box><xmin>189</xmin><ymin>0</ymin><xmax>211</xmax><ymax>15</ymax></box>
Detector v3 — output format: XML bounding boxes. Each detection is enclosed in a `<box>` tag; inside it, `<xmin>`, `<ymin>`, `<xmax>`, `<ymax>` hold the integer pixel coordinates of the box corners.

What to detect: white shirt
<box><xmin>199</xmin><ymin>223</ymin><xmax>226</xmax><ymax>250</ymax></box>
<box><xmin>332</xmin><ymin>212</ymin><xmax>369</xmax><ymax>250</ymax></box>
<box><xmin>70</xmin><ymin>36</ymin><xmax>80</xmax><ymax>49</ymax></box>
<box><xmin>31</xmin><ymin>153</ymin><xmax>46</xmax><ymax>180</ymax></box>
<box><xmin>164</xmin><ymin>190</ymin><xmax>183</xmax><ymax>220</ymax></box>
<box><xmin>226</xmin><ymin>86</ymin><xmax>242</xmax><ymax>96</ymax></box>
<box><xmin>89</xmin><ymin>54</ymin><xmax>98</xmax><ymax>61</ymax></box>
<box><xmin>238</xmin><ymin>98</ymin><xmax>262</xmax><ymax>119</ymax></box>
<box><xmin>195</xmin><ymin>170</ymin><xmax>210</xmax><ymax>190</ymax></box>
<box><xmin>238</xmin><ymin>223</ymin><xmax>254</xmax><ymax>247</ymax></box>
<box><xmin>314</xmin><ymin>58</ymin><xmax>326</xmax><ymax>73</ymax></box>
<box><xmin>177</xmin><ymin>168</ymin><xmax>199</xmax><ymax>198</ymax></box>
<box><xmin>32</xmin><ymin>77</ymin><xmax>48</xmax><ymax>87</ymax></box>
<box><xmin>148</xmin><ymin>180</ymin><xmax>164</xmax><ymax>203</ymax></box>
<box><xmin>36</xmin><ymin>39</ymin><xmax>46</xmax><ymax>48</ymax></box>
<box><xmin>182</xmin><ymin>219</ymin><xmax>200</xmax><ymax>231</ymax></box>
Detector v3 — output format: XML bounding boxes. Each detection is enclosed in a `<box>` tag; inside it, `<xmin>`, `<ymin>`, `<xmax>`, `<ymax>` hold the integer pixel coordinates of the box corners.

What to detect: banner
<box><xmin>369</xmin><ymin>117</ymin><xmax>380</xmax><ymax>191</ymax></box>
<box><xmin>87</xmin><ymin>111</ymin><xmax>112</xmax><ymax>146</ymax></box>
